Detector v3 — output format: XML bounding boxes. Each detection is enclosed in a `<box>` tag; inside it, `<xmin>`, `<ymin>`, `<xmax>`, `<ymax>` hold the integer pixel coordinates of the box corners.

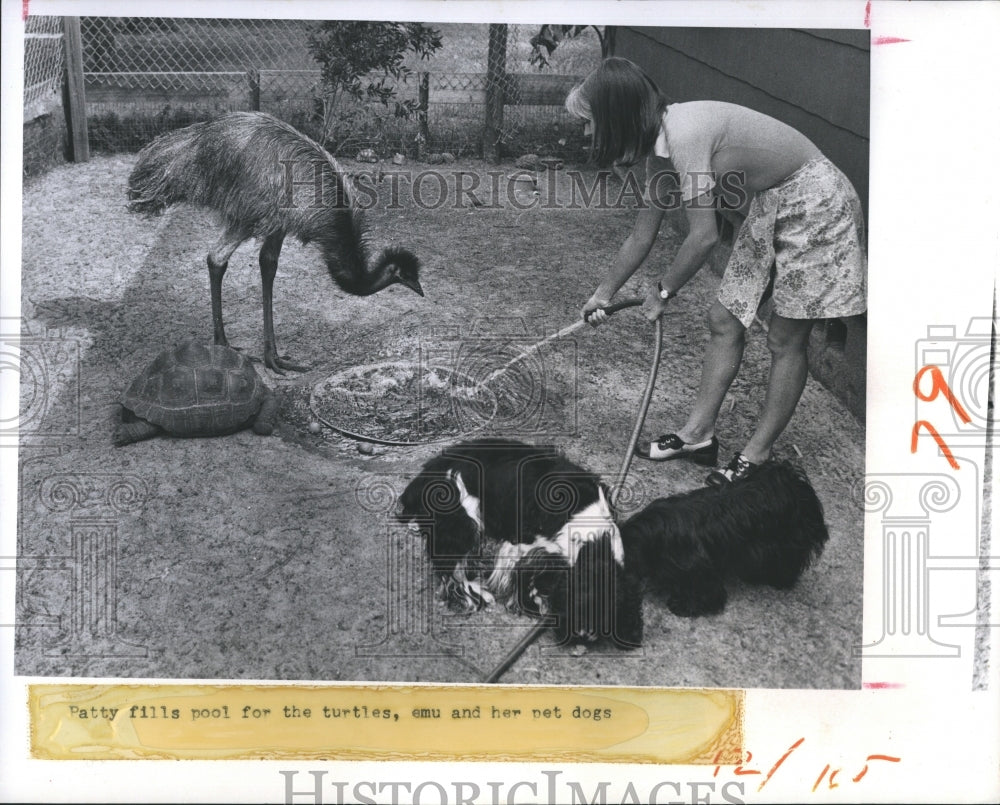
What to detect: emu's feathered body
<box><xmin>621</xmin><ymin>460</ymin><xmax>829</xmax><ymax>617</ymax></box>
<box><xmin>127</xmin><ymin>112</ymin><xmax>422</xmax><ymax>371</ymax></box>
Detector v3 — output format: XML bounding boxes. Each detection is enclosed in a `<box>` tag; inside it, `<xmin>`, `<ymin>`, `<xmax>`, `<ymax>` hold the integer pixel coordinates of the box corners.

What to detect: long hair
<box><xmin>565</xmin><ymin>57</ymin><xmax>668</xmax><ymax>167</ymax></box>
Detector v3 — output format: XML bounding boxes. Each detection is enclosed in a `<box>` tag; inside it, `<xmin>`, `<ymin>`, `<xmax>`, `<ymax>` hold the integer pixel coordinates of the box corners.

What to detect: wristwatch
<box><xmin>657</xmin><ymin>281</ymin><xmax>677</xmax><ymax>301</ymax></box>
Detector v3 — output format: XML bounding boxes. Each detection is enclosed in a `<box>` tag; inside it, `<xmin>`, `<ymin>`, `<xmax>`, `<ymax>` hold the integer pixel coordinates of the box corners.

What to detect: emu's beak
<box><xmin>400</xmin><ymin>278</ymin><xmax>425</xmax><ymax>297</ymax></box>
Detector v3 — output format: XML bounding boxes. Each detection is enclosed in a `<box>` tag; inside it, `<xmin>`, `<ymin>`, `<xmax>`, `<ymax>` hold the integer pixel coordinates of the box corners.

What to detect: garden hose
<box><xmin>484</xmin><ymin>299</ymin><xmax>663</xmax><ymax>683</ymax></box>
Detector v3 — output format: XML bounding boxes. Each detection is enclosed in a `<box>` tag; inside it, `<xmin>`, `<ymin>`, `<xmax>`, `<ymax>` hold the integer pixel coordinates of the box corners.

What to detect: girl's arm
<box><xmin>588</xmin><ymin>202</ymin><xmax>666</xmax><ymax>302</ymax></box>
<box><xmin>584</xmin><ymin>159</ymin><xmax>721</xmax><ymax>324</ymax></box>
<box><xmin>582</xmin><ymin>159</ymin><xmax>671</xmax><ymax>325</ymax></box>
<box><xmin>660</xmin><ymin>201</ymin><xmax>720</xmax><ymax>293</ymax></box>
<box><xmin>639</xmin><ymin>199</ymin><xmax>719</xmax><ymax>321</ymax></box>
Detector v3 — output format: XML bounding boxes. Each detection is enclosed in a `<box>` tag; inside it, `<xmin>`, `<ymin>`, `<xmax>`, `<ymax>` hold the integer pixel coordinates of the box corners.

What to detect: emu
<box><xmin>127</xmin><ymin>112</ymin><xmax>423</xmax><ymax>372</ymax></box>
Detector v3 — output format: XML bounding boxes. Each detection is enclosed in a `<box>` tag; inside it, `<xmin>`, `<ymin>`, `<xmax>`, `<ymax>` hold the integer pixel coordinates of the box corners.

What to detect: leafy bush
<box><xmin>88</xmin><ymin>106</ymin><xmax>212</xmax><ymax>153</ymax></box>
<box><xmin>306</xmin><ymin>21</ymin><xmax>442</xmax><ymax>152</ymax></box>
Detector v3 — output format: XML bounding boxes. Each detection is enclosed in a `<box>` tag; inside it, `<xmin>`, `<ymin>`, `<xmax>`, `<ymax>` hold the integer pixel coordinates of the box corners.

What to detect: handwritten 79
<box><xmin>911</xmin><ymin>365</ymin><xmax>971</xmax><ymax>470</ymax></box>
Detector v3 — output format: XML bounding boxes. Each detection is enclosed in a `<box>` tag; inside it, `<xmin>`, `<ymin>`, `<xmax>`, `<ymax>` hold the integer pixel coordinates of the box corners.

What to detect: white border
<box><xmin>3</xmin><ymin>1</ymin><xmax>999</xmax><ymax>803</ymax></box>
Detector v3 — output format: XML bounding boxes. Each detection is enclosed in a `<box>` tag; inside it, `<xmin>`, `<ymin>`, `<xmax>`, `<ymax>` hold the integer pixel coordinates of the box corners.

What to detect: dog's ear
<box><xmin>549</xmin><ymin>536</ymin><xmax>643</xmax><ymax>647</ymax></box>
<box><xmin>396</xmin><ymin>472</ymin><xmax>428</xmax><ymax>521</ymax></box>
<box><xmin>398</xmin><ymin>468</ymin><xmax>467</xmax><ymax>521</ymax></box>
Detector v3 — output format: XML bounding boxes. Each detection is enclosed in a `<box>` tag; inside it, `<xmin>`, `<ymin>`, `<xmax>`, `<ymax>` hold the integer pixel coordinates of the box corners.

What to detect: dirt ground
<box><xmin>15</xmin><ymin>154</ymin><xmax>865</xmax><ymax>688</ymax></box>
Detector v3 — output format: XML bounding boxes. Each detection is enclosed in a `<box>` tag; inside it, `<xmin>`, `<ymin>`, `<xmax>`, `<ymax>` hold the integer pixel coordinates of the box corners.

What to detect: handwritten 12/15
<box><xmin>712</xmin><ymin>738</ymin><xmax>901</xmax><ymax>793</ymax></box>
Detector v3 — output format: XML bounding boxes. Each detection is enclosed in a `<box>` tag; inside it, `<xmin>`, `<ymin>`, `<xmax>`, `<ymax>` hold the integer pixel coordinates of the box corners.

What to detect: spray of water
<box><xmin>475</xmin><ymin>318</ymin><xmax>588</xmax><ymax>390</ymax></box>
<box><xmin>475</xmin><ymin>298</ymin><xmax>644</xmax><ymax>391</ymax></box>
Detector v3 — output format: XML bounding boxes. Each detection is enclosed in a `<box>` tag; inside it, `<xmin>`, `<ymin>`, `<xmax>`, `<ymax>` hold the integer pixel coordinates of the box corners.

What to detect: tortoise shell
<box><xmin>122</xmin><ymin>341</ymin><xmax>267</xmax><ymax>436</ymax></box>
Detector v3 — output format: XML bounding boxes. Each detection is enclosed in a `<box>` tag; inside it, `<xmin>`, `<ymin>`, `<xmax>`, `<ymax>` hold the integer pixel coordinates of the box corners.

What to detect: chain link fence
<box><xmin>23</xmin><ymin>16</ymin><xmax>67</xmax><ymax>176</ymax></box>
<box><xmin>24</xmin><ymin>16</ymin><xmax>65</xmax><ymax>120</ymax></box>
<box><xmin>72</xmin><ymin>17</ymin><xmax>596</xmax><ymax>160</ymax></box>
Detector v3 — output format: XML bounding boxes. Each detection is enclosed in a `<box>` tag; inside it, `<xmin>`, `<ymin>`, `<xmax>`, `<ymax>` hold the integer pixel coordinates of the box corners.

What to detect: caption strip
<box><xmin>30</xmin><ymin>684</ymin><xmax>742</xmax><ymax>763</ymax></box>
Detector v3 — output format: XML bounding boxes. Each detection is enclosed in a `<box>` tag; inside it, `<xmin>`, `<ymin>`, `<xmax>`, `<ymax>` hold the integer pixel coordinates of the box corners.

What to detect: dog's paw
<box><xmin>666</xmin><ymin>585</ymin><xmax>727</xmax><ymax>617</ymax></box>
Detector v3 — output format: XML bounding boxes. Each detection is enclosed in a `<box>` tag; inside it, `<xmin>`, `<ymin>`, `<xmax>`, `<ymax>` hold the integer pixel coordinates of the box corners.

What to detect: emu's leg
<box><xmin>207</xmin><ymin>232</ymin><xmax>247</xmax><ymax>348</ymax></box>
<box><xmin>259</xmin><ymin>230</ymin><xmax>307</xmax><ymax>373</ymax></box>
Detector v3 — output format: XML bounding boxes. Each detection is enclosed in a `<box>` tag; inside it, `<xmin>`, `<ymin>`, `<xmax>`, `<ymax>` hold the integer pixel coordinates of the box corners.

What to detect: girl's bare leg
<box><xmin>740</xmin><ymin>313</ymin><xmax>814</xmax><ymax>463</ymax></box>
<box><xmin>675</xmin><ymin>300</ymin><xmax>747</xmax><ymax>444</ymax></box>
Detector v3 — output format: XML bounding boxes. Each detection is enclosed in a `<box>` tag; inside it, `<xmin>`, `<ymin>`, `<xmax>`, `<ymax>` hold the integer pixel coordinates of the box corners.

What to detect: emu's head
<box><xmin>381</xmin><ymin>247</ymin><xmax>423</xmax><ymax>296</ymax></box>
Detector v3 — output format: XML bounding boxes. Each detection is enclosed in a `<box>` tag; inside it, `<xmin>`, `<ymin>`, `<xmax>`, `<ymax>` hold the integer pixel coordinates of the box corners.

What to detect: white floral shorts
<box><xmin>718</xmin><ymin>157</ymin><xmax>868</xmax><ymax>329</ymax></box>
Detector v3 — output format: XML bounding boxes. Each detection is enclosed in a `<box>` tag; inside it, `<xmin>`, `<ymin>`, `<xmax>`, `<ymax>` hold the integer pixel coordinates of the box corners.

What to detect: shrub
<box><xmin>306</xmin><ymin>21</ymin><xmax>442</xmax><ymax>153</ymax></box>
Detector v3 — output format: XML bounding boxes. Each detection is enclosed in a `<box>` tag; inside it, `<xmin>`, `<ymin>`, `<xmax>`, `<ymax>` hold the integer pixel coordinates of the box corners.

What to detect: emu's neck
<box><xmin>320</xmin><ymin>242</ymin><xmax>396</xmax><ymax>297</ymax></box>
<box><xmin>329</xmin><ymin>262</ymin><xmax>397</xmax><ymax>296</ymax></box>
<box><xmin>302</xmin><ymin>196</ymin><xmax>393</xmax><ymax>296</ymax></box>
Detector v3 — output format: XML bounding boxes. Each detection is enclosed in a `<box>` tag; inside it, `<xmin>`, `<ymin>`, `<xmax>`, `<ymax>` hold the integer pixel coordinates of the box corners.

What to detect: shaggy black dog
<box><xmin>621</xmin><ymin>460</ymin><xmax>829</xmax><ymax>617</ymax></box>
<box><xmin>396</xmin><ymin>438</ymin><xmax>643</xmax><ymax>647</ymax></box>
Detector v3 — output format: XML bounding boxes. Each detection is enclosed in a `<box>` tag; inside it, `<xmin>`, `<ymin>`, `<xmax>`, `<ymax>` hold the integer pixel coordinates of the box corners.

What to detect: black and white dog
<box><xmin>622</xmin><ymin>460</ymin><xmax>829</xmax><ymax>617</ymax></box>
<box><xmin>397</xmin><ymin>440</ymin><xmax>827</xmax><ymax>645</ymax></box>
<box><xmin>396</xmin><ymin>438</ymin><xmax>643</xmax><ymax>647</ymax></box>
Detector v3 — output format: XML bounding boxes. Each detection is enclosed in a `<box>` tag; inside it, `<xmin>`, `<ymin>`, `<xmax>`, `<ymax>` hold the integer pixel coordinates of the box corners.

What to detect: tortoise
<box><xmin>113</xmin><ymin>341</ymin><xmax>279</xmax><ymax>446</ymax></box>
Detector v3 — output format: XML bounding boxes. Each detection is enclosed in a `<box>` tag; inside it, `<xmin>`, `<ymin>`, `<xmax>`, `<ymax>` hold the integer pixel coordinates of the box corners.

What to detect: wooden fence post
<box><xmin>602</xmin><ymin>25</ymin><xmax>617</xmax><ymax>56</ymax></box>
<box><xmin>248</xmin><ymin>69</ymin><xmax>261</xmax><ymax>111</ymax></box>
<box><xmin>483</xmin><ymin>24</ymin><xmax>507</xmax><ymax>163</ymax></box>
<box><xmin>417</xmin><ymin>72</ymin><xmax>429</xmax><ymax>159</ymax></box>
<box><xmin>62</xmin><ymin>16</ymin><xmax>89</xmax><ymax>162</ymax></box>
